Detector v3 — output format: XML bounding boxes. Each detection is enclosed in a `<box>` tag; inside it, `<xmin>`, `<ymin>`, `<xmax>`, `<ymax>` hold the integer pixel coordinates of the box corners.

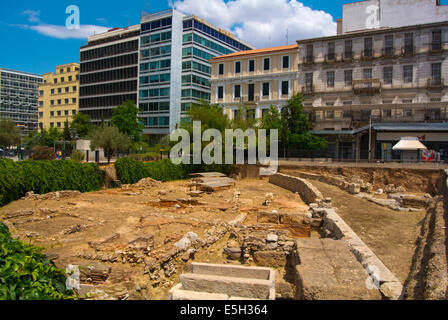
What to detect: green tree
<box><xmin>89</xmin><ymin>125</ymin><xmax>132</xmax><ymax>164</ymax></box>
<box><xmin>261</xmin><ymin>93</ymin><xmax>327</xmax><ymax>157</ymax></box>
<box><xmin>0</xmin><ymin>118</ymin><xmax>21</xmax><ymax>149</ymax></box>
<box><xmin>70</xmin><ymin>113</ymin><xmax>93</xmax><ymax>139</ymax></box>
<box><xmin>22</xmin><ymin>128</ymin><xmax>62</xmax><ymax>150</ymax></box>
<box><xmin>110</xmin><ymin>100</ymin><xmax>143</xmax><ymax>142</ymax></box>
<box><xmin>63</xmin><ymin>120</ymin><xmax>71</xmax><ymax>141</ymax></box>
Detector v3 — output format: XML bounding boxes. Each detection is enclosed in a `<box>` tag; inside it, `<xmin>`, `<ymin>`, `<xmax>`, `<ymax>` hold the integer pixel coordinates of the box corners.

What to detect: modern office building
<box><xmin>210</xmin><ymin>44</ymin><xmax>299</xmax><ymax>120</ymax></box>
<box><xmin>0</xmin><ymin>68</ymin><xmax>42</xmax><ymax>134</ymax></box>
<box><xmin>138</xmin><ymin>9</ymin><xmax>254</xmax><ymax>137</ymax></box>
<box><xmin>38</xmin><ymin>63</ymin><xmax>79</xmax><ymax>131</ymax></box>
<box><xmin>294</xmin><ymin>0</ymin><xmax>448</xmax><ymax>161</ymax></box>
<box><xmin>79</xmin><ymin>25</ymin><xmax>140</xmax><ymax>123</ymax></box>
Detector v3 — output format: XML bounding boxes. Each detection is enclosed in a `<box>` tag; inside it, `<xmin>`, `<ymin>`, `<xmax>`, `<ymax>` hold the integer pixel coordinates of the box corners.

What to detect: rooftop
<box><xmin>211</xmin><ymin>44</ymin><xmax>298</xmax><ymax>61</ymax></box>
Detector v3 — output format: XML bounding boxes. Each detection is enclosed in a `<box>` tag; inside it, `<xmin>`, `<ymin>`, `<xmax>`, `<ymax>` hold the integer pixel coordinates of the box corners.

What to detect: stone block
<box><xmin>253</xmin><ymin>250</ymin><xmax>287</xmax><ymax>268</ymax></box>
<box><xmin>257</xmin><ymin>211</ymin><xmax>279</xmax><ymax>224</ymax></box>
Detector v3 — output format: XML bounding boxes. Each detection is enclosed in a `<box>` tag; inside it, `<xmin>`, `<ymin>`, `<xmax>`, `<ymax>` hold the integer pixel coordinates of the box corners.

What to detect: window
<box><xmin>65</xmin><ymin>99</ymin><xmax>69</xmax><ymax>104</ymax></box>
<box><xmin>50</xmin><ymin>123</ymin><xmax>54</xmax><ymax>128</ymax></box>
<box><xmin>262</xmin><ymin>83</ymin><xmax>270</xmax><ymax>97</ymax></box>
<box><xmin>281</xmin><ymin>81</ymin><xmax>289</xmax><ymax>96</ymax></box>
<box><xmin>363</xmin><ymin>68</ymin><xmax>372</xmax><ymax>79</ymax></box>
<box><xmin>51</xmin><ymin>89</ymin><xmax>55</xmax><ymax>95</ymax></box>
<box><xmin>50</xmin><ymin>111</ymin><xmax>54</xmax><ymax>117</ymax></box>
<box><xmin>68</xmin><ymin>76</ymin><xmax>72</xmax><ymax>82</ymax></box>
<box><xmin>249</xmin><ymin>60</ymin><xmax>255</xmax><ymax>72</ymax></box>
<box><xmin>327</xmin><ymin>71</ymin><xmax>335</xmax><ymax>87</ymax></box>
<box><xmin>403</xmin><ymin>65</ymin><xmax>413</xmax><ymax>83</ymax></box>
<box><xmin>65</xmin><ymin>110</ymin><xmax>69</xmax><ymax>116</ymax></box>
<box><xmin>384</xmin><ymin>35</ymin><xmax>394</xmax><ymax>55</ymax></box>
<box><xmin>73</xmin><ymin>86</ymin><xmax>77</xmax><ymax>92</ymax></box>
<box><xmin>57</xmin><ymin>111</ymin><xmax>61</xmax><ymax>116</ymax></box>
<box><xmin>305</xmin><ymin>73</ymin><xmax>313</xmax><ymax>91</ymax></box>
<box><xmin>58</xmin><ymin>88</ymin><xmax>62</xmax><ymax>94</ymax></box>
<box><xmin>217</xmin><ymin>86</ymin><xmax>224</xmax><ymax>99</ymax></box>
<box><xmin>364</xmin><ymin>38</ymin><xmax>373</xmax><ymax>56</ymax></box>
<box><xmin>54</xmin><ymin>79</ymin><xmax>58</xmax><ymax>84</ymax></box>
<box><xmin>306</xmin><ymin>44</ymin><xmax>313</xmax><ymax>60</ymax></box>
<box><xmin>404</xmin><ymin>33</ymin><xmax>414</xmax><ymax>54</ymax></box>
<box><xmin>432</xmin><ymin>30</ymin><xmax>442</xmax><ymax>51</ymax></box>
<box><xmin>39</xmin><ymin>112</ymin><xmax>43</xmax><ymax>118</ymax></box>
<box><xmin>432</xmin><ymin>63</ymin><xmax>442</xmax><ymax>84</ymax></box>
<box><xmin>72</xmin><ymin>98</ymin><xmax>77</xmax><ymax>104</ymax></box>
<box><xmin>344</xmin><ymin>40</ymin><xmax>353</xmax><ymax>58</ymax></box>
<box><xmin>57</xmin><ymin>99</ymin><xmax>61</xmax><ymax>105</ymax></box>
<box><xmin>344</xmin><ymin>70</ymin><xmax>353</xmax><ymax>86</ymax></box>
<box><xmin>61</xmin><ymin>77</ymin><xmax>65</xmax><ymax>83</ymax></box>
<box><xmin>235</xmin><ymin>61</ymin><xmax>241</xmax><ymax>74</ymax></box>
<box><xmin>282</xmin><ymin>56</ymin><xmax>290</xmax><ymax>69</ymax></box>
<box><xmin>384</xmin><ymin>67</ymin><xmax>393</xmax><ymax>84</ymax></box>
<box><xmin>72</xmin><ymin>110</ymin><xmax>76</xmax><ymax>115</ymax></box>
<box><xmin>248</xmin><ymin>84</ymin><xmax>255</xmax><ymax>101</ymax></box>
<box><xmin>50</xmin><ymin>100</ymin><xmax>54</xmax><ymax>105</ymax></box>
<box><xmin>327</xmin><ymin>42</ymin><xmax>335</xmax><ymax>60</ymax></box>
<box><xmin>218</xmin><ymin>63</ymin><xmax>224</xmax><ymax>75</ymax></box>
<box><xmin>65</xmin><ymin>87</ymin><xmax>69</xmax><ymax>93</ymax></box>
<box><xmin>234</xmin><ymin>85</ymin><xmax>241</xmax><ymax>99</ymax></box>
<box><xmin>39</xmin><ymin>90</ymin><xmax>44</xmax><ymax>96</ymax></box>
<box><xmin>57</xmin><ymin>122</ymin><xmax>61</xmax><ymax>128</ymax></box>
<box><xmin>263</xmin><ymin>58</ymin><xmax>270</xmax><ymax>71</ymax></box>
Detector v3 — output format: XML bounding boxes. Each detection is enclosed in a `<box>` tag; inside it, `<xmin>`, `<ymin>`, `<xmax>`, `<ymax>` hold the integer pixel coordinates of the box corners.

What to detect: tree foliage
<box><xmin>32</xmin><ymin>146</ymin><xmax>56</xmax><ymax>161</ymax></box>
<box><xmin>110</xmin><ymin>101</ymin><xmax>143</xmax><ymax>142</ymax></box>
<box><xmin>22</xmin><ymin>128</ymin><xmax>63</xmax><ymax>150</ymax></box>
<box><xmin>0</xmin><ymin>118</ymin><xmax>21</xmax><ymax>148</ymax></box>
<box><xmin>261</xmin><ymin>93</ymin><xmax>327</xmax><ymax>156</ymax></box>
<box><xmin>0</xmin><ymin>222</ymin><xmax>74</xmax><ymax>300</ymax></box>
<box><xmin>70</xmin><ymin>113</ymin><xmax>93</xmax><ymax>139</ymax></box>
<box><xmin>89</xmin><ymin>125</ymin><xmax>132</xmax><ymax>164</ymax></box>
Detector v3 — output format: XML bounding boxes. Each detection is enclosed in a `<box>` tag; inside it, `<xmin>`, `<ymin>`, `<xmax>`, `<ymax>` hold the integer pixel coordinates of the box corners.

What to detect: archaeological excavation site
<box><xmin>1</xmin><ymin>163</ymin><xmax>447</xmax><ymax>301</ymax></box>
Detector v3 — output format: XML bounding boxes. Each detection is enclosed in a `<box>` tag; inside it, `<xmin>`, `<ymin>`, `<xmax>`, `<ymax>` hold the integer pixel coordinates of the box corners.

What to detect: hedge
<box><xmin>0</xmin><ymin>222</ymin><xmax>74</xmax><ymax>300</ymax></box>
<box><xmin>115</xmin><ymin>158</ymin><xmax>233</xmax><ymax>184</ymax></box>
<box><xmin>0</xmin><ymin>159</ymin><xmax>104</xmax><ymax>206</ymax></box>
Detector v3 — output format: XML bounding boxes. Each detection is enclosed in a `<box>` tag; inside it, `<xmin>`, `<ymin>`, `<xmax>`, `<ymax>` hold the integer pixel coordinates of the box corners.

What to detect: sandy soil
<box><xmin>308</xmin><ymin>179</ymin><xmax>426</xmax><ymax>283</ymax></box>
<box><xmin>0</xmin><ymin>178</ymin><xmax>308</xmax><ymax>300</ymax></box>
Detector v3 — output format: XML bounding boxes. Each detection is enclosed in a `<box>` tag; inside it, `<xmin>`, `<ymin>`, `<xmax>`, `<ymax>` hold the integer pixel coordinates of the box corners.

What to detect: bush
<box><xmin>0</xmin><ymin>222</ymin><xmax>74</xmax><ymax>300</ymax></box>
<box><xmin>71</xmin><ymin>150</ymin><xmax>85</xmax><ymax>163</ymax></box>
<box><xmin>128</xmin><ymin>152</ymin><xmax>161</xmax><ymax>162</ymax></box>
<box><xmin>32</xmin><ymin>146</ymin><xmax>56</xmax><ymax>161</ymax></box>
<box><xmin>115</xmin><ymin>157</ymin><xmax>231</xmax><ymax>184</ymax></box>
<box><xmin>0</xmin><ymin>159</ymin><xmax>104</xmax><ymax>206</ymax></box>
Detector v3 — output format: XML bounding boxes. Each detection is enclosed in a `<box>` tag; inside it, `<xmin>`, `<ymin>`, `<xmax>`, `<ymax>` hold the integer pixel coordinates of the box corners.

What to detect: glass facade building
<box><xmin>138</xmin><ymin>9</ymin><xmax>254</xmax><ymax>136</ymax></box>
<box><xmin>0</xmin><ymin>68</ymin><xmax>43</xmax><ymax>134</ymax></box>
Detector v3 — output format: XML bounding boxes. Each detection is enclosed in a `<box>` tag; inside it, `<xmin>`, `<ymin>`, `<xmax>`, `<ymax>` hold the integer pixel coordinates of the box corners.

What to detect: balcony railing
<box><xmin>429</xmin><ymin>42</ymin><xmax>443</xmax><ymax>54</ymax></box>
<box><xmin>304</xmin><ymin>56</ymin><xmax>314</xmax><ymax>65</ymax></box>
<box><xmin>302</xmin><ymin>85</ymin><xmax>314</xmax><ymax>94</ymax></box>
<box><xmin>361</xmin><ymin>49</ymin><xmax>374</xmax><ymax>60</ymax></box>
<box><xmin>343</xmin><ymin>51</ymin><xmax>354</xmax><ymax>61</ymax></box>
<box><xmin>401</xmin><ymin>45</ymin><xmax>415</xmax><ymax>56</ymax></box>
<box><xmin>382</xmin><ymin>47</ymin><xmax>395</xmax><ymax>58</ymax></box>
<box><xmin>325</xmin><ymin>53</ymin><xmax>336</xmax><ymax>63</ymax></box>
<box><xmin>352</xmin><ymin>79</ymin><xmax>381</xmax><ymax>94</ymax></box>
<box><xmin>427</xmin><ymin>78</ymin><xmax>444</xmax><ymax>89</ymax></box>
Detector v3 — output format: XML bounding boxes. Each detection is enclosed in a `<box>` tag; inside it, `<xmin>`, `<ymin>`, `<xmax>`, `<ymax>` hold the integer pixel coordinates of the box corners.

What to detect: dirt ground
<box><xmin>307</xmin><ymin>179</ymin><xmax>426</xmax><ymax>283</ymax></box>
<box><xmin>0</xmin><ymin>178</ymin><xmax>308</xmax><ymax>300</ymax></box>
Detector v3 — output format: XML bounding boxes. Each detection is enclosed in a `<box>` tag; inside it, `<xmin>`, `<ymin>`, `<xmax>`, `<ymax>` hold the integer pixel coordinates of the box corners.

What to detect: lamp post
<box><xmin>368</xmin><ymin>115</ymin><xmax>372</xmax><ymax>163</ymax></box>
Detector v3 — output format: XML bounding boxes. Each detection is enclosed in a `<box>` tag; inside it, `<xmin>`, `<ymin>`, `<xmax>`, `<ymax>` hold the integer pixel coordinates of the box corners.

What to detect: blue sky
<box><xmin>0</xmin><ymin>0</ymin><xmax>353</xmax><ymax>75</ymax></box>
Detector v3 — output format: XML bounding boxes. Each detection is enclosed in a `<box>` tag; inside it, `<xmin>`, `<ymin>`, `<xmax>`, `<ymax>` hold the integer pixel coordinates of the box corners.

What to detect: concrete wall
<box><xmin>343</xmin><ymin>0</ymin><xmax>448</xmax><ymax>34</ymax></box>
<box><xmin>268</xmin><ymin>173</ymin><xmax>323</xmax><ymax>204</ymax></box>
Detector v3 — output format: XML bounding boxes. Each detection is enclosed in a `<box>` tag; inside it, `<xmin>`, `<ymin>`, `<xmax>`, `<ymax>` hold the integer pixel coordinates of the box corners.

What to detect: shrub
<box><xmin>0</xmin><ymin>222</ymin><xmax>74</xmax><ymax>300</ymax></box>
<box><xmin>71</xmin><ymin>150</ymin><xmax>85</xmax><ymax>163</ymax></box>
<box><xmin>32</xmin><ymin>146</ymin><xmax>56</xmax><ymax>161</ymax></box>
<box><xmin>0</xmin><ymin>159</ymin><xmax>104</xmax><ymax>206</ymax></box>
<box><xmin>114</xmin><ymin>157</ymin><xmax>229</xmax><ymax>184</ymax></box>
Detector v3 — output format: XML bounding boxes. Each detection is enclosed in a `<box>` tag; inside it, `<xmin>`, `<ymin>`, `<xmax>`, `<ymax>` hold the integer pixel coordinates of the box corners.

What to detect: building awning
<box><xmin>392</xmin><ymin>137</ymin><xmax>428</xmax><ymax>151</ymax></box>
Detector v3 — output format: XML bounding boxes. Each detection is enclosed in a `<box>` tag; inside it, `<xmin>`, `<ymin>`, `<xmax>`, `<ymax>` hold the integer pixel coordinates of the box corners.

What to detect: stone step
<box><xmin>180</xmin><ymin>273</ymin><xmax>274</xmax><ymax>300</ymax></box>
<box><xmin>168</xmin><ymin>284</ymin><xmax>260</xmax><ymax>300</ymax></box>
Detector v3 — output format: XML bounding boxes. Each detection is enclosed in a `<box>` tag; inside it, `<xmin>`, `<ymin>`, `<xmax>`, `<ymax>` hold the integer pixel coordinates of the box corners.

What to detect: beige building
<box><xmin>38</xmin><ymin>63</ymin><xmax>80</xmax><ymax>131</ymax></box>
<box><xmin>210</xmin><ymin>45</ymin><xmax>299</xmax><ymax>120</ymax></box>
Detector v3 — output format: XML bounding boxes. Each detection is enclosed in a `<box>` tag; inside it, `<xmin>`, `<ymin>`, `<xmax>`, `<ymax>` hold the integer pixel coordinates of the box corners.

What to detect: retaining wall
<box><xmin>269</xmin><ymin>173</ymin><xmax>324</xmax><ymax>204</ymax></box>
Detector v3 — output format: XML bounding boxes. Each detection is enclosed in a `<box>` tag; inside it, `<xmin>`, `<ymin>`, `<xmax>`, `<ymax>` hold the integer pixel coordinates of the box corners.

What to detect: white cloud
<box><xmin>22</xmin><ymin>10</ymin><xmax>41</xmax><ymax>23</ymax></box>
<box><xmin>14</xmin><ymin>23</ymin><xmax>111</xmax><ymax>39</ymax></box>
<box><xmin>16</xmin><ymin>9</ymin><xmax>110</xmax><ymax>40</ymax></box>
<box><xmin>173</xmin><ymin>0</ymin><xmax>337</xmax><ymax>48</ymax></box>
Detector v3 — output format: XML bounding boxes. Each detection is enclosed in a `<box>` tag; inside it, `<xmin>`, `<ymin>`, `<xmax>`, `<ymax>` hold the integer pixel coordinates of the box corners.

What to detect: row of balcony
<box><xmin>302</xmin><ymin>78</ymin><xmax>445</xmax><ymax>94</ymax></box>
<box><xmin>303</xmin><ymin>43</ymin><xmax>444</xmax><ymax>65</ymax></box>
<box><xmin>309</xmin><ymin>109</ymin><xmax>448</xmax><ymax>123</ymax></box>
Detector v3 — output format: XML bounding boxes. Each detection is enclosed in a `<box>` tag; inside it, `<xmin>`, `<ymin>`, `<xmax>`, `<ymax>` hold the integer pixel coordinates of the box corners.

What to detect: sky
<box><xmin>0</xmin><ymin>0</ymin><xmax>358</xmax><ymax>75</ymax></box>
